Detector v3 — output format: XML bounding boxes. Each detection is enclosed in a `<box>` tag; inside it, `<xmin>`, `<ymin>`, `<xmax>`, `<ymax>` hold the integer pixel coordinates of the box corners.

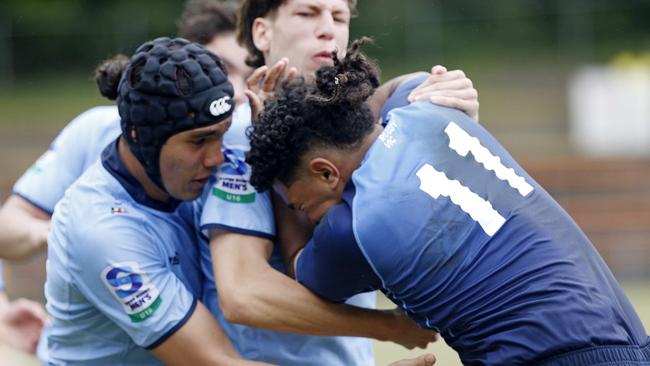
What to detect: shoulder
<box><xmin>314</xmin><ymin>200</ymin><xmax>355</xmax><ymax>246</ymax></box>
<box><xmin>380</xmin><ymin>74</ymin><xmax>429</xmax><ymax>123</ymax></box>
<box><xmin>67</xmin><ymin>106</ymin><xmax>121</xmax><ymax>141</ymax></box>
<box><xmin>296</xmin><ymin>198</ymin><xmax>381</xmax><ymax>302</ymax></box>
<box><xmin>61</xmin><ymin>106</ymin><xmax>120</xmax><ymax>135</ymax></box>
<box><xmin>50</xmin><ymin>106</ymin><xmax>121</xmax><ymax>158</ymax></box>
<box><xmin>54</xmin><ymin>164</ymin><xmax>150</xmax><ymax>246</ymax></box>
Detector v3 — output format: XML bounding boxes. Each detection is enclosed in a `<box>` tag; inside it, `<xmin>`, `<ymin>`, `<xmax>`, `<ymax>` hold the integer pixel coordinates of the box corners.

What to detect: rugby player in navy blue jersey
<box><xmin>246</xmin><ymin>39</ymin><xmax>650</xmax><ymax>366</ymax></box>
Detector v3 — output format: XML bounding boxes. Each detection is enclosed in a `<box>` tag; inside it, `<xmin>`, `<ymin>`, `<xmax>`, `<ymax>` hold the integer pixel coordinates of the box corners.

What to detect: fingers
<box><xmin>409</xmin><ymin>77</ymin><xmax>474</xmax><ymax>100</ymax></box>
<box><xmin>411</xmin><ymin>87</ymin><xmax>478</xmax><ymax>102</ymax></box>
<box><xmin>287</xmin><ymin>66</ymin><xmax>298</xmax><ymax>83</ymax></box>
<box><xmin>246</xmin><ymin>65</ymin><xmax>269</xmax><ymax>92</ymax></box>
<box><xmin>429</xmin><ymin>96</ymin><xmax>480</xmax><ymax>120</ymax></box>
<box><xmin>14</xmin><ymin>298</ymin><xmax>48</xmax><ymax>324</ymax></box>
<box><xmin>414</xmin><ymin>353</ymin><xmax>437</xmax><ymax>366</ymax></box>
<box><xmin>245</xmin><ymin>89</ymin><xmax>264</xmax><ymax>121</ymax></box>
<box><xmin>431</xmin><ymin>65</ymin><xmax>447</xmax><ymax>75</ymax></box>
<box><xmin>388</xmin><ymin>353</ymin><xmax>436</xmax><ymax>366</ymax></box>
<box><xmin>261</xmin><ymin>57</ymin><xmax>288</xmax><ymax>92</ymax></box>
<box><xmin>411</xmin><ymin>69</ymin><xmax>469</xmax><ymax>92</ymax></box>
<box><xmin>245</xmin><ymin>59</ymin><xmax>297</xmax><ymax>119</ymax></box>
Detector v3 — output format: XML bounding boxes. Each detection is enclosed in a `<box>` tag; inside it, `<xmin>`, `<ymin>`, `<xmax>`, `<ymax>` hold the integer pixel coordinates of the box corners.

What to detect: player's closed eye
<box><xmin>333</xmin><ymin>15</ymin><xmax>349</xmax><ymax>24</ymax></box>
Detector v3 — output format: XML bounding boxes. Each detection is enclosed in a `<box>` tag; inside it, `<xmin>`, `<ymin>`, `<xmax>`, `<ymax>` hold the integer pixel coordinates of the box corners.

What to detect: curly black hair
<box><xmin>247</xmin><ymin>38</ymin><xmax>379</xmax><ymax>192</ymax></box>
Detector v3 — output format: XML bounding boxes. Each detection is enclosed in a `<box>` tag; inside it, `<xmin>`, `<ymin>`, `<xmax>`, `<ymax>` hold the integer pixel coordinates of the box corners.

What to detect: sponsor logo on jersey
<box><xmin>111</xmin><ymin>207</ymin><xmax>126</xmax><ymax>214</ymax></box>
<box><xmin>213</xmin><ymin>146</ymin><xmax>256</xmax><ymax>203</ymax></box>
<box><xmin>111</xmin><ymin>200</ymin><xmax>128</xmax><ymax>215</ymax></box>
<box><xmin>379</xmin><ymin>122</ymin><xmax>398</xmax><ymax>149</ymax></box>
<box><xmin>102</xmin><ymin>262</ymin><xmax>162</xmax><ymax>322</ymax></box>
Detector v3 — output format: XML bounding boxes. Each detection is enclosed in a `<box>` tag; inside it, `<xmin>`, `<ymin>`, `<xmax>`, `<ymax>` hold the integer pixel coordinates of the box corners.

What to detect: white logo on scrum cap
<box><xmin>210</xmin><ymin>96</ymin><xmax>232</xmax><ymax>117</ymax></box>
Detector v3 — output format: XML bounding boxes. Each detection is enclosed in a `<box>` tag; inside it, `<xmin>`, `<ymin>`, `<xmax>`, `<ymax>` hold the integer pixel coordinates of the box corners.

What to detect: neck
<box><xmin>118</xmin><ymin>137</ymin><xmax>170</xmax><ymax>203</ymax></box>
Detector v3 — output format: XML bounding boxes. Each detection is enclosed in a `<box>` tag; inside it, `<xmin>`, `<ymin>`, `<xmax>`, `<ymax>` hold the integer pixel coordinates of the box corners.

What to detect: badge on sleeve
<box><xmin>102</xmin><ymin>262</ymin><xmax>162</xmax><ymax>322</ymax></box>
<box><xmin>212</xmin><ymin>146</ymin><xmax>257</xmax><ymax>203</ymax></box>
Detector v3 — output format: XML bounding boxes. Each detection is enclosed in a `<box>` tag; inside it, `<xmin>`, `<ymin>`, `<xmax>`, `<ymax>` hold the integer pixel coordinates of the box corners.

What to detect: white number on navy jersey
<box><xmin>416</xmin><ymin>122</ymin><xmax>533</xmax><ymax>236</ymax></box>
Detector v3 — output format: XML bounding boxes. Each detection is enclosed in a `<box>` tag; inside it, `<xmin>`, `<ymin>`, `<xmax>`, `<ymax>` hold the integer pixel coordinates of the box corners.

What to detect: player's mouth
<box><xmin>191</xmin><ymin>176</ymin><xmax>210</xmax><ymax>189</ymax></box>
<box><xmin>312</xmin><ymin>51</ymin><xmax>334</xmax><ymax>64</ymax></box>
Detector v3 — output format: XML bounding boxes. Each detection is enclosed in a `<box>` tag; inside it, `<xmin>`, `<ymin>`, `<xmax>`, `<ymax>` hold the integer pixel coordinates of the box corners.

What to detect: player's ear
<box><xmin>252</xmin><ymin>17</ymin><xmax>272</xmax><ymax>54</ymax></box>
<box><xmin>308</xmin><ymin>158</ymin><xmax>340</xmax><ymax>189</ymax></box>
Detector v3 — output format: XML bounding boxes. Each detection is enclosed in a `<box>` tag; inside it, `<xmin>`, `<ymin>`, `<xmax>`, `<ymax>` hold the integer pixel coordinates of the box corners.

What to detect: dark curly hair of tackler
<box><xmin>116</xmin><ymin>37</ymin><xmax>235</xmax><ymax>194</ymax></box>
<box><xmin>247</xmin><ymin>37</ymin><xmax>379</xmax><ymax>192</ymax></box>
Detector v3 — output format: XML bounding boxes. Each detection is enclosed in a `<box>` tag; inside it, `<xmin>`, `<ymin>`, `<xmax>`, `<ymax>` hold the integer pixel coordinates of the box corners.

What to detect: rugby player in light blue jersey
<box><xmin>246</xmin><ymin>40</ymin><xmax>650</xmax><ymax>366</ymax></box>
<box><xmin>44</xmin><ymin>37</ymin><xmax>269</xmax><ymax>366</ymax></box>
<box><xmin>0</xmin><ymin>3</ymin><xmax>250</xmax><ymax>361</ymax></box>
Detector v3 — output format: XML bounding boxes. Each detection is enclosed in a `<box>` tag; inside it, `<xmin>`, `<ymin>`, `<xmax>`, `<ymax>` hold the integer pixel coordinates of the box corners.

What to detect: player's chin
<box><xmin>175</xmin><ymin>186</ymin><xmax>204</xmax><ymax>201</ymax></box>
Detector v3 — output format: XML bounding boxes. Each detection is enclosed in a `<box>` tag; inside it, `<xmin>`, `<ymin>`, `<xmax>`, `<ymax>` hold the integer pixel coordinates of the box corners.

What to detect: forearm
<box><xmin>0</xmin><ymin>196</ymin><xmax>50</xmax><ymax>260</ymax></box>
<box><xmin>153</xmin><ymin>302</ymin><xmax>271</xmax><ymax>366</ymax></box>
<box><xmin>211</xmin><ymin>231</ymin><xmax>397</xmax><ymax>340</ymax></box>
<box><xmin>226</xmin><ymin>262</ymin><xmax>396</xmax><ymax>339</ymax></box>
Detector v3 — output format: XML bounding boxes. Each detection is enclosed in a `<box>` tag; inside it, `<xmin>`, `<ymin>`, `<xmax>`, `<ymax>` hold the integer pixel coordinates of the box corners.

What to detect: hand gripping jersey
<box><xmin>199</xmin><ymin>103</ymin><xmax>375</xmax><ymax>366</ymax></box>
<box><xmin>44</xmin><ymin>140</ymin><xmax>203</xmax><ymax>365</ymax></box>
<box><xmin>349</xmin><ymin>101</ymin><xmax>649</xmax><ymax>364</ymax></box>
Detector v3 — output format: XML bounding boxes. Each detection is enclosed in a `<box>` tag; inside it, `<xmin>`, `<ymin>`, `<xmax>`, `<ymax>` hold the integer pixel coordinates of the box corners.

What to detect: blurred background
<box><xmin>0</xmin><ymin>0</ymin><xmax>648</xmax><ymax>365</ymax></box>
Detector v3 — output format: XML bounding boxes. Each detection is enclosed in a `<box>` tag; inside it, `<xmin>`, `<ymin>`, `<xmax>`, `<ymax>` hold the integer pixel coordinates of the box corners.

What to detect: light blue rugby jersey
<box><xmin>199</xmin><ymin>103</ymin><xmax>376</xmax><ymax>366</ymax></box>
<box><xmin>44</xmin><ymin>140</ymin><xmax>203</xmax><ymax>365</ymax></box>
<box><xmin>13</xmin><ymin>106</ymin><xmax>122</xmax><ymax>214</ymax></box>
<box><xmin>11</xmin><ymin>105</ymin><xmax>203</xmax><ymax>363</ymax></box>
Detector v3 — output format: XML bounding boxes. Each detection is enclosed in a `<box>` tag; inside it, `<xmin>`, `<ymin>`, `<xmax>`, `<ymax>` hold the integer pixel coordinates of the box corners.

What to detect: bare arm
<box><xmin>0</xmin><ymin>195</ymin><xmax>50</xmax><ymax>260</ymax></box>
<box><xmin>210</xmin><ymin>230</ymin><xmax>435</xmax><ymax>348</ymax></box>
<box><xmin>151</xmin><ymin>301</ymin><xmax>270</xmax><ymax>366</ymax></box>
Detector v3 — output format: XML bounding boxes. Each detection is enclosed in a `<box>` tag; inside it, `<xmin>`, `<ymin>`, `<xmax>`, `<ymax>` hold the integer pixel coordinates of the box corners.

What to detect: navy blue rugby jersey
<box><xmin>297</xmin><ymin>80</ymin><xmax>649</xmax><ymax>365</ymax></box>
